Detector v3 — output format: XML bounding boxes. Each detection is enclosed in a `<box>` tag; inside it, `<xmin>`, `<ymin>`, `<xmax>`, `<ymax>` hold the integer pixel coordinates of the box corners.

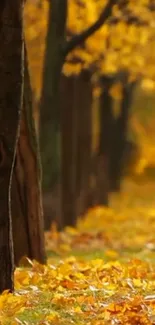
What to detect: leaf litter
<box><xmin>2</xmin><ymin>181</ymin><xmax>155</xmax><ymax>324</ymax></box>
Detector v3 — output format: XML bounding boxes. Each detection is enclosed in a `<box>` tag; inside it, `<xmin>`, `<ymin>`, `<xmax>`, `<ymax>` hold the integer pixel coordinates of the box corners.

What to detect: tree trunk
<box><xmin>0</xmin><ymin>0</ymin><xmax>24</xmax><ymax>292</ymax></box>
<box><xmin>60</xmin><ymin>71</ymin><xmax>92</xmax><ymax>227</ymax></box>
<box><xmin>39</xmin><ymin>0</ymin><xmax>116</xmax><ymax>227</ymax></box>
<box><xmin>39</xmin><ymin>0</ymin><xmax>67</xmax><ymax>192</ymax></box>
<box><xmin>12</xmin><ymin>47</ymin><xmax>46</xmax><ymax>265</ymax></box>
<box><xmin>60</xmin><ymin>75</ymin><xmax>77</xmax><ymax>228</ymax></box>
<box><xmin>75</xmin><ymin>71</ymin><xmax>92</xmax><ymax>216</ymax></box>
<box><xmin>93</xmin><ymin>77</ymin><xmax>114</xmax><ymax>206</ymax></box>
<box><xmin>109</xmin><ymin>82</ymin><xmax>135</xmax><ymax>191</ymax></box>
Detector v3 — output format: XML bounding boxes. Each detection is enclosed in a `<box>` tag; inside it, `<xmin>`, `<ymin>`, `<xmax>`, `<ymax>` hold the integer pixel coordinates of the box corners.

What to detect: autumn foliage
<box><xmin>0</xmin><ymin>1</ymin><xmax>153</xmax><ymax>324</ymax></box>
<box><xmin>25</xmin><ymin>0</ymin><xmax>155</xmax><ymax>87</ymax></box>
<box><xmin>1</xmin><ymin>181</ymin><xmax>155</xmax><ymax>324</ymax></box>
<box><xmin>24</xmin><ymin>0</ymin><xmax>155</xmax><ymax>173</ymax></box>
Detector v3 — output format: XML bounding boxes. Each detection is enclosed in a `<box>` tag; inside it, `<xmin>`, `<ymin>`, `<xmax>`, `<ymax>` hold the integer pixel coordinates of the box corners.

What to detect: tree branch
<box><xmin>63</xmin><ymin>0</ymin><xmax>117</xmax><ymax>57</ymax></box>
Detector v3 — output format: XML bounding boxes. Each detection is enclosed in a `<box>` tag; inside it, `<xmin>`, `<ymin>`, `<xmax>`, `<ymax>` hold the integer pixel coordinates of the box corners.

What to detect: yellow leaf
<box><xmin>133</xmin><ymin>278</ymin><xmax>143</xmax><ymax>288</ymax></box>
<box><xmin>109</xmin><ymin>82</ymin><xmax>123</xmax><ymax>100</ymax></box>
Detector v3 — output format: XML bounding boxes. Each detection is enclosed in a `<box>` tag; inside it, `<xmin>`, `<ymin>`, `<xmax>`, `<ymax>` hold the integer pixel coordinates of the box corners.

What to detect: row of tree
<box><xmin>0</xmin><ymin>0</ymin><xmax>154</xmax><ymax>293</ymax></box>
<box><xmin>38</xmin><ymin>0</ymin><xmax>154</xmax><ymax>228</ymax></box>
<box><xmin>0</xmin><ymin>0</ymin><xmax>118</xmax><ymax>293</ymax></box>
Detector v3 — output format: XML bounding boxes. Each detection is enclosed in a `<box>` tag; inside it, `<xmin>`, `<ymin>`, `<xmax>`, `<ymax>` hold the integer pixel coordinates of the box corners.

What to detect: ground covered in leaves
<box><xmin>2</xmin><ymin>180</ymin><xmax>155</xmax><ymax>325</ymax></box>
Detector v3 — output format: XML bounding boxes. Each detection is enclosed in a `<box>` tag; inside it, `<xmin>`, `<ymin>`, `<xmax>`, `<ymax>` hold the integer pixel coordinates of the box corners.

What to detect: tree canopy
<box><xmin>25</xmin><ymin>0</ymin><xmax>155</xmax><ymax>96</ymax></box>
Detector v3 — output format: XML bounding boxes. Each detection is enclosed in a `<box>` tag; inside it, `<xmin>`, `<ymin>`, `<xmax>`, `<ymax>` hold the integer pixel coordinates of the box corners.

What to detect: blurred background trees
<box><xmin>24</xmin><ymin>0</ymin><xmax>155</xmax><ymax>229</ymax></box>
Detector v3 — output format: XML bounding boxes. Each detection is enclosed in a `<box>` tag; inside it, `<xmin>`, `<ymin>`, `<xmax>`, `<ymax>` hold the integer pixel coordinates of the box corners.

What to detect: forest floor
<box><xmin>2</xmin><ymin>179</ymin><xmax>155</xmax><ymax>325</ymax></box>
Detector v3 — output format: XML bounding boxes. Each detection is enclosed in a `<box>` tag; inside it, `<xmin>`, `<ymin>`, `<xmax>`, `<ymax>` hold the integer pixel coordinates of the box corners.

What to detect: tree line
<box><xmin>0</xmin><ymin>0</ymin><xmax>154</xmax><ymax>292</ymax></box>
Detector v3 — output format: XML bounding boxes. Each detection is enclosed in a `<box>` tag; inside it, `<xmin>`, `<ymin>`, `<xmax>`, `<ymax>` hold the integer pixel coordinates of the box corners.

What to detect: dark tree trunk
<box><xmin>39</xmin><ymin>0</ymin><xmax>116</xmax><ymax>228</ymax></box>
<box><xmin>75</xmin><ymin>71</ymin><xmax>92</xmax><ymax>216</ymax></box>
<box><xmin>109</xmin><ymin>82</ymin><xmax>135</xmax><ymax>191</ymax></box>
<box><xmin>12</xmin><ymin>48</ymin><xmax>46</xmax><ymax>265</ymax></box>
<box><xmin>60</xmin><ymin>75</ymin><xmax>77</xmax><ymax>228</ymax></box>
<box><xmin>0</xmin><ymin>0</ymin><xmax>24</xmax><ymax>292</ymax></box>
<box><xmin>60</xmin><ymin>71</ymin><xmax>92</xmax><ymax>227</ymax></box>
<box><xmin>93</xmin><ymin>77</ymin><xmax>114</xmax><ymax>206</ymax></box>
<box><xmin>39</xmin><ymin>0</ymin><xmax>67</xmax><ymax>191</ymax></box>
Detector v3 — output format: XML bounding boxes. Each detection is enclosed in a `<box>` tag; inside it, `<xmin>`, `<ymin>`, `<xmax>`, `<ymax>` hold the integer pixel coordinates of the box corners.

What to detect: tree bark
<box><xmin>0</xmin><ymin>0</ymin><xmax>24</xmax><ymax>292</ymax></box>
<box><xmin>93</xmin><ymin>77</ymin><xmax>114</xmax><ymax>206</ymax></box>
<box><xmin>39</xmin><ymin>0</ymin><xmax>68</xmax><ymax>191</ymax></box>
<box><xmin>109</xmin><ymin>82</ymin><xmax>135</xmax><ymax>191</ymax></box>
<box><xmin>39</xmin><ymin>0</ymin><xmax>116</xmax><ymax>228</ymax></box>
<box><xmin>60</xmin><ymin>75</ymin><xmax>77</xmax><ymax>227</ymax></box>
<box><xmin>39</xmin><ymin>0</ymin><xmax>116</xmax><ymax>206</ymax></box>
<box><xmin>12</xmin><ymin>48</ymin><xmax>46</xmax><ymax>265</ymax></box>
<box><xmin>60</xmin><ymin>71</ymin><xmax>92</xmax><ymax>227</ymax></box>
<box><xmin>75</xmin><ymin>71</ymin><xmax>92</xmax><ymax>216</ymax></box>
